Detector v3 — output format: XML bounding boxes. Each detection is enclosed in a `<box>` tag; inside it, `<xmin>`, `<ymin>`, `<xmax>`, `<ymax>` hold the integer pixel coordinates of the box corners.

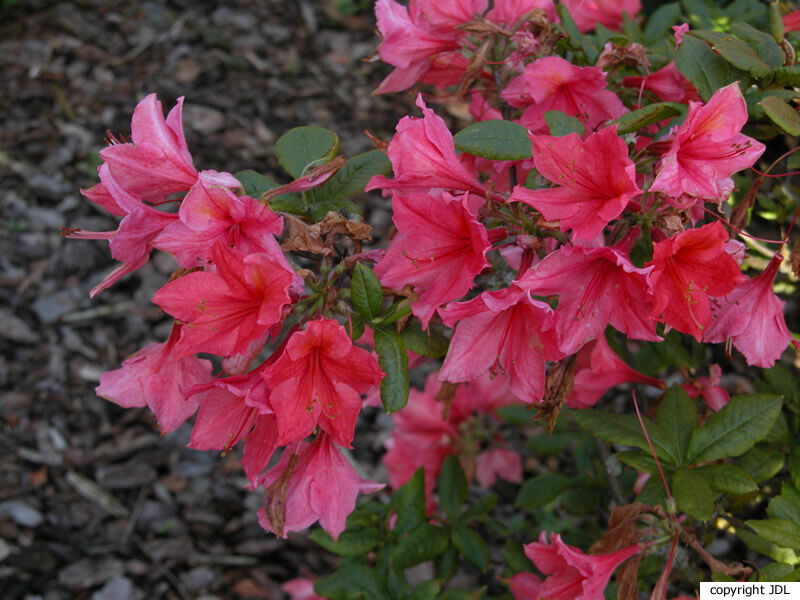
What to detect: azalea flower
<box><xmin>561</xmin><ymin>0</ymin><xmax>642</xmax><ymax>33</ymax></box>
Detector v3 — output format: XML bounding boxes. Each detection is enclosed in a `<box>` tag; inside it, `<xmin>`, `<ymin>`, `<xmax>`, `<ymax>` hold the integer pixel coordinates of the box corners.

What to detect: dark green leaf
<box><xmin>673</xmin><ymin>467</ymin><xmax>714</xmax><ymax>520</ymax></box>
<box><xmin>774</xmin><ymin>65</ymin><xmax>800</xmax><ymax>87</ymax></box>
<box><xmin>275</xmin><ymin>126</ymin><xmax>339</xmax><ymax>179</ymax></box>
<box><xmin>234</xmin><ymin>169</ymin><xmax>304</xmax><ymax>215</ymax></box>
<box><xmin>346</xmin><ymin>313</ymin><xmax>364</xmax><ymax>341</ymax></box>
<box><xmin>373</xmin><ymin>328</ymin><xmax>409</xmax><ymax>413</ymax></box>
<box><xmin>763</xmin><ymin>363</ymin><xmax>800</xmax><ymax>413</ymax></box>
<box><xmin>675</xmin><ymin>35</ymin><xmax>744</xmax><ymax>101</ymax></box>
<box><xmin>409</xmin><ymin>580</ymin><xmax>442</xmax><ymax>600</ymax></box>
<box><xmin>686</xmin><ymin>394</ymin><xmax>782</xmax><ymax>463</ymax></box>
<box><xmin>451</xmin><ymin>526</ymin><xmax>489</xmax><ymax>572</ymax></box>
<box><xmin>735</xmin><ymin>527</ymin><xmax>799</xmax><ymax>565</ymax></box>
<box><xmin>309</xmin><ymin>527</ymin><xmax>383</xmax><ymax>557</ymax></box>
<box><xmin>571</xmin><ymin>410</ymin><xmax>674</xmax><ymax>463</ymax></box>
<box><xmin>516</xmin><ymin>473</ymin><xmax>571</xmax><ymax>509</ymax></box>
<box><xmin>389</xmin><ymin>467</ymin><xmax>426</xmax><ymax>537</ymax></box>
<box><xmin>691</xmin><ymin>30</ymin><xmax>772</xmax><ymax>78</ymax></box>
<box><xmin>503</xmin><ymin>540</ymin><xmax>534</xmax><ymax>574</ymax></box>
<box><xmin>453</xmin><ymin>120</ymin><xmax>532</xmax><ymax>160</ymax></box>
<box><xmin>526</xmin><ymin>432</ymin><xmax>579</xmax><ymax>455</ymax></box>
<box><xmin>695</xmin><ymin>464</ymin><xmax>758</xmax><ymax>494</ymax></box>
<box><xmin>613</xmin><ymin>103</ymin><xmax>682</xmax><ymax>135</ymax></box>
<box><xmin>314</xmin><ymin>561</ymin><xmax>387</xmax><ymax>600</ymax></box>
<box><xmin>351</xmin><ymin>263</ymin><xmax>383</xmax><ymax>320</ymax></box>
<box><xmin>656</xmin><ymin>385</ymin><xmax>698</xmax><ymax>465</ymax></box>
<box><xmin>439</xmin><ymin>588</ymin><xmax>486</xmax><ymax>600</ymax></box>
<box><xmin>556</xmin><ymin>4</ymin><xmax>599</xmax><ymax>63</ymax></box>
<box><xmin>318</xmin><ymin>149</ymin><xmax>391</xmax><ymax>204</ymax></box>
<box><xmin>379</xmin><ymin>299</ymin><xmax>412</xmax><ymax>327</ymax></box>
<box><xmin>438</xmin><ymin>455</ymin><xmax>468</xmax><ymax>521</ymax></box>
<box><xmin>730</xmin><ymin>22</ymin><xmax>784</xmax><ymax>69</ymax></box>
<box><xmin>758</xmin><ymin>96</ymin><xmax>800</xmax><ymax>136</ymax></box>
<box><xmin>435</xmin><ymin>546</ymin><xmax>459</xmax><ymax>581</ymax></box>
<box><xmin>308</xmin><ymin>198</ymin><xmax>363</xmax><ymax>222</ymax></box>
<box><xmin>642</xmin><ymin>3</ymin><xmax>681</xmax><ymax>45</ymax></box>
<box><xmin>543</xmin><ymin>110</ymin><xmax>586</xmax><ymax>137</ymax></box>
<box><xmin>461</xmin><ymin>494</ymin><xmax>497</xmax><ymax>523</ymax></box>
<box><xmin>738</xmin><ymin>445</ymin><xmax>785</xmax><ymax>484</ymax></box>
<box><xmin>790</xmin><ymin>445</ymin><xmax>800</xmax><ymax>490</ymax></box>
<box><xmin>397</xmin><ymin>321</ymin><xmax>449</xmax><ymax>359</ymax></box>
<box><xmin>746</xmin><ymin>519</ymin><xmax>800</xmax><ymax>550</ymax></box>
<box><xmin>757</xmin><ymin>562</ymin><xmax>797</xmax><ymax>582</ymax></box>
<box><xmin>637</xmin><ymin>472</ymin><xmax>668</xmax><ymax>508</ymax></box>
<box><xmin>768</xmin><ymin>496</ymin><xmax>800</xmax><ymax>524</ymax></box>
<box><xmin>616</xmin><ymin>451</ymin><xmax>660</xmax><ymax>474</ymax></box>
<box><xmin>391</xmin><ymin>523</ymin><xmax>450</xmax><ymax>571</ymax></box>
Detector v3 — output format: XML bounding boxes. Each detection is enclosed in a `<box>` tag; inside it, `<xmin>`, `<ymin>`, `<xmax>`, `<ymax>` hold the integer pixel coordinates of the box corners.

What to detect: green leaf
<box><xmin>451</xmin><ymin>525</ymin><xmax>490</xmax><ymax>572</ymax></box>
<box><xmin>275</xmin><ymin>126</ymin><xmax>340</xmax><ymax>179</ymax></box>
<box><xmin>637</xmin><ymin>472</ymin><xmax>669</xmax><ymax>508</ymax></box>
<box><xmin>616</xmin><ymin>451</ymin><xmax>660</xmax><ymax>475</ymax></box>
<box><xmin>314</xmin><ymin>561</ymin><xmax>387</xmax><ymax>600</ymax></box>
<box><xmin>695</xmin><ymin>464</ymin><xmax>758</xmax><ymax>494</ymax></box>
<box><xmin>389</xmin><ymin>467</ymin><xmax>426</xmax><ymax>536</ymax></box>
<box><xmin>735</xmin><ymin>527</ymin><xmax>799</xmax><ymax>565</ymax></box>
<box><xmin>768</xmin><ymin>496</ymin><xmax>800</xmax><ymax>524</ymax></box>
<box><xmin>503</xmin><ymin>540</ymin><xmax>534</xmax><ymax>574</ymax></box>
<box><xmin>656</xmin><ymin>385</ymin><xmax>698</xmax><ymax>465</ymax></box>
<box><xmin>738</xmin><ymin>445</ymin><xmax>785</xmax><ymax>484</ymax></box>
<box><xmin>686</xmin><ymin>394</ymin><xmax>782</xmax><ymax>463</ymax></box>
<box><xmin>757</xmin><ymin>562</ymin><xmax>797</xmax><ymax>582</ymax></box>
<box><xmin>730</xmin><ymin>22</ymin><xmax>784</xmax><ymax>70</ymax></box>
<box><xmin>318</xmin><ymin>149</ymin><xmax>391</xmax><ymax>204</ymax></box>
<box><xmin>774</xmin><ymin>65</ymin><xmax>800</xmax><ymax>87</ymax></box>
<box><xmin>673</xmin><ymin>467</ymin><xmax>714</xmax><ymax>520</ymax></box>
<box><xmin>234</xmin><ymin>169</ymin><xmax>304</xmax><ymax>215</ymax></box>
<box><xmin>373</xmin><ymin>328</ymin><xmax>409</xmax><ymax>413</ymax></box>
<box><xmin>391</xmin><ymin>523</ymin><xmax>450</xmax><ymax>571</ymax></box>
<box><xmin>675</xmin><ymin>35</ymin><xmax>744</xmax><ymax>101</ymax></box>
<box><xmin>642</xmin><ymin>3</ymin><xmax>681</xmax><ymax>45</ymax></box>
<box><xmin>763</xmin><ymin>363</ymin><xmax>800</xmax><ymax>414</ymax></box>
<box><xmin>543</xmin><ymin>110</ymin><xmax>586</xmax><ymax>137</ymax></box>
<box><xmin>516</xmin><ymin>473</ymin><xmax>571</xmax><ymax>509</ymax></box>
<box><xmin>378</xmin><ymin>299</ymin><xmax>412</xmax><ymax>327</ymax></box>
<box><xmin>351</xmin><ymin>263</ymin><xmax>383</xmax><ymax>320</ymax></box>
<box><xmin>461</xmin><ymin>493</ymin><xmax>497</xmax><ymax>523</ymax></box>
<box><xmin>691</xmin><ymin>30</ymin><xmax>772</xmax><ymax>78</ymax></box>
<box><xmin>438</xmin><ymin>455</ymin><xmax>468</xmax><ymax>521</ymax></box>
<box><xmin>758</xmin><ymin>96</ymin><xmax>800</xmax><ymax>136</ymax></box>
<box><xmin>453</xmin><ymin>120</ymin><xmax>532</xmax><ymax>160</ymax></box>
<box><xmin>409</xmin><ymin>580</ymin><xmax>442</xmax><ymax>600</ymax></box>
<box><xmin>440</xmin><ymin>588</ymin><xmax>486</xmax><ymax>600</ymax></box>
<box><xmin>308</xmin><ymin>198</ymin><xmax>363</xmax><ymax>222</ymax></box>
<box><xmin>556</xmin><ymin>4</ymin><xmax>599</xmax><ymax>63</ymax></box>
<box><xmin>435</xmin><ymin>545</ymin><xmax>459</xmax><ymax>581</ymax></box>
<box><xmin>526</xmin><ymin>432</ymin><xmax>579</xmax><ymax>455</ymax></box>
<box><xmin>790</xmin><ymin>445</ymin><xmax>800</xmax><ymax>490</ymax></box>
<box><xmin>397</xmin><ymin>321</ymin><xmax>449</xmax><ymax>359</ymax></box>
<box><xmin>571</xmin><ymin>410</ymin><xmax>674</xmax><ymax>463</ymax></box>
<box><xmin>746</xmin><ymin>519</ymin><xmax>800</xmax><ymax>550</ymax></box>
<box><xmin>613</xmin><ymin>103</ymin><xmax>683</xmax><ymax>135</ymax></box>
<box><xmin>346</xmin><ymin>313</ymin><xmax>364</xmax><ymax>341</ymax></box>
<box><xmin>309</xmin><ymin>526</ymin><xmax>383</xmax><ymax>557</ymax></box>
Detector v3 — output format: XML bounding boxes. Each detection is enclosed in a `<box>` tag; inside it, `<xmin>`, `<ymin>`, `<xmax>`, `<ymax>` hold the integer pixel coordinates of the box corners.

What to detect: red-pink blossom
<box><xmin>475</xmin><ymin>447</ymin><xmax>522</xmax><ymax>488</ymax></box>
<box><xmin>704</xmin><ymin>254</ymin><xmax>794</xmax><ymax>367</ymax></box>
<box><xmin>501</xmin><ymin>56</ymin><xmax>626</xmax><ymax>134</ymax></box>
<box><xmin>282</xmin><ymin>578</ymin><xmax>324</xmax><ymax>600</ymax></box>
<box><xmin>647</xmin><ymin>222</ymin><xmax>745</xmax><ymax>341</ymax></box>
<box><xmin>374</xmin><ymin>191</ymin><xmax>490</xmax><ymax>328</ymax></box>
<box><xmin>262</xmin><ymin>318</ymin><xmax>384</xmax><ymax>448</ymax></box>
<box><xmin>650</xmin><ymin>83</ymin><xmax>765</xmax><ymax>205</ymax></box>
<box><xmin>510</xmin><ymin>126</ymin><xmax>640</xmax><ymax>240</ymax></box>
<box><xmin>622</xmin><ymin>61</ymin><xmax>700</xmax><ymax>104</ymax></box>
<box><xmin>561</xmin><ymin>0</ymin><xmax>641</xmax><ymax>33</ymax></box>
<box><xmin>366</xmin><ymin>95</ymin><xmax>485</xmax><ymax>195</ymax></box>
<box><xmin>681</xmin><ymin>364</ymin><xmax>729</xmax><ymax>412</ymax></box>
<box><xmin>152</xmin><ymin>242</ymin><xmax>298</xmax><ymax>358</ymax></box>
<box><xmin>512</xmin><ymin>532</ymin><xmax>641</xmax><ymax>600</ymax></box>
<box><xmin>257</xmin><ymin>434</ymin><xmax>383</xmax><ymax>540</ymax></box>
<box><xmin>95</xmin><ymin>324</ymin><xmax>213</xmax><ymax>432</ymax></box>
<box><xmin>439</xmin><ymin>285</ymin><xmax>563</xmax><ymax>403</ymax></box>
<box><xmin>486</xmin><ymin>0</ymin><xmax>557</xmax><ymax>25</ymax></box>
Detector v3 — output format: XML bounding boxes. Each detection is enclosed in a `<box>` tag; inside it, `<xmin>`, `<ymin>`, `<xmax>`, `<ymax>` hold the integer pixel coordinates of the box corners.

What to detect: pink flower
<box><xmin>374</xmin><ymin>191</ymin><xmax>490</xmax><ymax>328</ymax></box>
<box><xmin>95</xmin><ymin>324</ymin><xmax>213</xmax><ymax>432</ymax></box>
<box><xmin>568</xmin><ymin>336</ymin><xmax>664</xmax><ymax>409</ymax></box>
<box><xmin>681</xmin><ymin>364</ymin><xmax>729</xmax><ymax>412</ymax></box>
<box><xmin>366</xmin><ymin>95</ymin><xmax>485</xmax><ymax>195</ymax></box>
<box><xmin>622</xmin><ymin>61</ymin><xmax>700</xmax><ymax>104</ymax></box>
<box><xmin>784</xmin><ymin>10</ymin><xmax>800</xmax><ymax>32</ymax></box>
<box><xmin>704</xmin><ymin>254</ymin><xmax>794</xmax><ymax>367</ymax></box>
<box><xmin>650</xmin><ymin>83</ymin><xmax>765</xmax><ymax>205</ymax></box>
<box><xmin>510</xmin><ymin>126</ymin><xmax>640</xmax><ymax>240</ymax></box>
<box><xmin>262</xmin><ymin>318</ymin><xmax>384</xmax><ymax>448</ymax></box>
<box><xmin>257</xmin><ymin>433</ymin><xmax>383</xmax><ymax>539</ymax></box>
<box><xmin>518</xmin><ymin>242</ymin><xmax>658</xmax><ymax>354</ymax></box>
<box><xmin>475</xmin><ymin>447</ymin><xmax>522</xmax><ymax>488</ymax></box>
<box><xmin>512</xmin><ymin>532</ymin><xmax>641</xmax><ymax>600</ymax></box>
<box><xmin>282</xmin><ymin>578</ymin><xmax>324</xmax><ymax>600</ymax></box>
<box><xmin>415</xmin><ymin>0</ymin><xmax>488</xmax><ymax>28</ymax></box>
<box><xmin>501</xmin><ymin>57</ymin><xmax>626</xmax><ymax>134</ymax></box>
<box><xmin>561</xmin><ymin>0</ymin><xmax>641</xmax><ymax>33</ymax></box>
<box><xmin>647</xmin><ymin>222</ymin><xmax>745</xmax><ymax>341</ymax></box>
<box><xmin>439</xmin><ymin>285</ymin><xmax>563</xmax><ymax>403</ymax></box>
<box><xmin>486</xmin><ymin>0</ymin><xmax>557</xmax><ymax>25</ymax></box>
<box><xmin>151</xmin><ymin>242</ymin><xmax>298</xmax><ymax>358</ymax></box>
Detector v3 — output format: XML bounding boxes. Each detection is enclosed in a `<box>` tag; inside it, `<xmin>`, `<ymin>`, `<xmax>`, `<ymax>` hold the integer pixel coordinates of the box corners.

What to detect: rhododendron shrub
<box><xmin>69</xmin><ymin>0</ymin><xmax>800</xmax><ymax>598</ymax></box>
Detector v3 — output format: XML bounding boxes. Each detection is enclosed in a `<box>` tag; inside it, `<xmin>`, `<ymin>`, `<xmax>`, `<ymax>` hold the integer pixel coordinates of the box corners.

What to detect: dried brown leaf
<box><xmin>281</xmin><ymin>214</ymin><xmax>333</xmax><ymax>256</ymax></box>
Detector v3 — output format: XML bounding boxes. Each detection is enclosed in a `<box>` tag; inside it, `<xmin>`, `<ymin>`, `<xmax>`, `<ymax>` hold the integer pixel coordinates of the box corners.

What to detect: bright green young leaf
<box><xmin>453</xmin><ymin>120</ymin><xmax>532</xmax><ymax>160</ymax></box>
<box><xmin>673</xmin><ymin>467</ymin><xmax>714</xmax><ymax>521</ymax></box>
<box><xmin>656</xmin><ymin>385</ymin><xmax>698</xmax><ymax>465</ymax></box>
<box><xmin>675</xmin><ymin>35</ymin><xmax>744</xmax><ymax>101</ymax></box>
<box><xmin>318</xmin><ymin>149</ymin><xmax>391</xmax><ymax>204</ymax></box>
<box><xmin>543</xmin><ymin>110</ymin><xmax>586</xmax><ymax>137</ymax></box>
<box><xmin>309</xmin><ymin>526</ymin><xmax>383</xmax><ymax>557</ymax></box>
<box><xmin>516</xmin><ymin>473</ymin><xmax>571</xmax><ymax>509</ymax></box>
<box><xmin>391</xmin><ymin>523</ymin><xmax>450</xmax><ymax>571</ymax></box>
<box><xmin>746</xmin><ymin>519</ymin><xmax>800</xmax><ymax>550</ymax></box>
<box><xmin>736</xmin><ymin>527</ymin><xmax>798</xmax><ymax>565</ymax></box>
<box><xmin>373</xmin><ymin>328</ymin><xmax>409</xmax><ymax>413</ymax></box>
<box><xmin>452</xmin><ymin>525</ymin><xmax>490</xmax><ymax>572</ymax></box>
<box><xmin>613</xmin><ymin>103</ymin><xmax>682</xmax><ymax>135</ymax></box>
<box><xmin>439</xmin><ymin>455</ymin><xmax>468</xmax><ymax>521</ymax></box>
<box><xmin>389</xmin><ymin>467</ymin><xmax>426</xmax><ymax>536</ymax></box>
<box><xmin>275</xmin><ymin>126</ymin><xmax>340</xmax><ymax>179</ymax></box>
<box><xmin>686</xmin><ymin>394</ymin><xmax>782</xmax><ymax>463</ymax></box>
<box><xmin>695</xmin><ymin>464</ymin><xmax>758</xmax><ymax>494</ymax></box>
<box><xmin>757</xmin><ymin>562</ymin><xmax>798</xmax><ymax>582</ymax></box>
<box><xmin>351</xmin><ymin>263</ymin><xmax>383</xmax><ymax>320</ymax></box>
<box><xmin>758</xmin><ymin>96</ymin><xmax>800</xmax><ymax>136</ymax></box>
<box><xmin>398</xmin><ymin>321</ymin><xmax>449</xmax><ymax>359</ymax></box>
<box><xmin>314</xmin><ymin>561</ymin><xmax>387</xmax><ymax>600</ymax></box>
<box><xmin>691</xmin><ymin>30</ymin><xmax>773</xmax><ymax>78</ymax></box>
